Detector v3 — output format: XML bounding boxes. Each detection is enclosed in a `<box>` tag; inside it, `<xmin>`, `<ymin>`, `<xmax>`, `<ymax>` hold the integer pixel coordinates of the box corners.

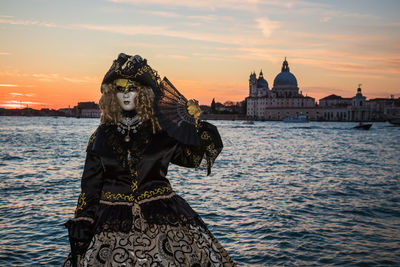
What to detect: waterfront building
<box><xmin>75</xmin><ymin>101</ymin><xmax>101</xmax><ymax>118</ymax></box>
<box><xmin>319</xmin><ymin>86</ymin><xmax>370</xmax><ymax>121</ymax></box>
<box><xmin>246</xmin><ymin>59</ymin><xmax>399</xmax><ymax>121</ymax></box>
<box><xmin>319</xmin><ymin>87</ymin><xmax>400</xmax><ymax>121</ymax></box>
<box><xmin>58</xmin><ymin>108</ymin><xmax>74</xmax><ymax>116</ymax></box>
<box><xmin>368</xmin><ymin>97</ymin><xmax>400</xmax><ymax>119</ymax></box>
<box><xmin>246</xmin><ymin>58</ymin><xmax>316</xmax><ymax>120</ymax></box>
<box><xmin>319</xmin><ymin>95</ymin><xmax>352</xmax><ymax>107</ymax></box>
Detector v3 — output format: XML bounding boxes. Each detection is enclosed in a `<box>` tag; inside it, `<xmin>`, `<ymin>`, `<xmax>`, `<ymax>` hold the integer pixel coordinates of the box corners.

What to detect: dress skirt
<box><xmin>79</xmin><ymin>203</ymin><xmax>235</xmax><ymax>267</ymax></box>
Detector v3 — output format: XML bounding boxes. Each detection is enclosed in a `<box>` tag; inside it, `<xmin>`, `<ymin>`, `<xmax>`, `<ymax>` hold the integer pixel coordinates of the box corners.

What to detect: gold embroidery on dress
<box><xmin>129</xmin><ymin>168</ymin><xmax>138</xmax><ymax>177</ymax></box>
<box><xmin>193</xmin><ymin>154</ymin><xmax>202</xmax><ymax>167</ymax></box>
<box><xmin>101</xmin><ymin>184</ymin><xmax>172</xmax><ymax>203</ymax></box>
<box><xmin>130</xmin><ymin>180</ymin><xmax>138</xmax><ymax>192</ymax></box>
<box><xmin>103</xmin><ymin>124</ymin><xmax>150</xmax><ymax>178</ymax></box>
<box><xmin>75</xmin><ymin>193</ymin><xmax>87</xmax><ymax>213</ymax></box>
<box><xmin>136</xmin><ymin>185</ymin><xmax>172</xmax><ymax>201</ymax></box>
<box><xmin>88</xmin><ymin>129</ymin><xmax>97</xmax><ymax>147</ymax></box>
<box><xmin>101</xmin><ymin>191</ymin><xmax>136</xmax><ymax>202</ymax></box>
<box><xmin>201</xmin><ymin>131</ymin><xmax>210</xmax><ymax>140</ymax></box>
<box><xmin>206</xmin><ymin>143</ymin><xmax>215</xmax><ymax>150</ymax></box>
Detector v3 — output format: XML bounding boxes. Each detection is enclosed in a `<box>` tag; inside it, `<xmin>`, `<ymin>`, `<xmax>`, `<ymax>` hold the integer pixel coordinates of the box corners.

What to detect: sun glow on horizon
<box><xmin>0</xmin><ymin>0</ymin><xmax>399</xmax><ymax>109</ymax></box>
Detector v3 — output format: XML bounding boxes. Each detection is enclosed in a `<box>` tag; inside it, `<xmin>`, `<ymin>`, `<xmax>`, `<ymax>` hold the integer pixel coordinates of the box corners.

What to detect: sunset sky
<box><xmin>1</xmin><ymin>0</ymin><xmax>399</xmax><ymax>109</ymax></box>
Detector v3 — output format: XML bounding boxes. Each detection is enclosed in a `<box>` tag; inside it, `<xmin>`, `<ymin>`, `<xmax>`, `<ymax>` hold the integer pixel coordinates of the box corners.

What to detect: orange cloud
<box><xmin>75</xmin><ymin>23</ymin><xmax>250</xmax><ymax>45</ymax></box>
<box><xmin>0</xmin><ymin>100</ymin><xmax>46</xmax><ymax>108</ymax></box>
<box><xmin>255</xmin><ymin>17</ymin><xmax>280</xmax><ymax>38</ymax></box>
<box><xmin>108</xmin><ymin>0</ymin><xmax>326</xmax><ymax>11</ymax></box>
<box><xmin>0</xmin><ymin>18</ymin><xmax>56</xmax><ymax>27</ymax></box>
<box><xmin>8</xmin><ymin>92</ymin><xmax>36</xmax><ymax>97</ymax></box>
<box><xmin>298</xmin><ymin>58</ymin><xmax>400</xmax><ymax>75</ymax></box>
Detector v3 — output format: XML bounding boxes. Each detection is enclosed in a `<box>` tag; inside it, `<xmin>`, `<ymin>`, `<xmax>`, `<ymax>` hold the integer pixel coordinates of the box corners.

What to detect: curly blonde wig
<box><xmin>99</xmin><ymin>83</ymin><xmax>162</xmax><ymax>133</ymax></box>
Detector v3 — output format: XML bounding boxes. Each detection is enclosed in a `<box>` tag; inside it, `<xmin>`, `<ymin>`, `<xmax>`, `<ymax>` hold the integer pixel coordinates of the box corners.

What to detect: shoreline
<box><xmin>0</xmin><ymin>114</ymin><xmax>390</xmax><ymax>122</ymax></box>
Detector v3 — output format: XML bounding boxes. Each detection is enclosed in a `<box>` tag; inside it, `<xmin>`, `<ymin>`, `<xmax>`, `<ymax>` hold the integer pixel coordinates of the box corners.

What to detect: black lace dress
<box><xmin>63</xmin><ymin>120</ymin><xmax>235</xmax><ymax>266</ymax></box>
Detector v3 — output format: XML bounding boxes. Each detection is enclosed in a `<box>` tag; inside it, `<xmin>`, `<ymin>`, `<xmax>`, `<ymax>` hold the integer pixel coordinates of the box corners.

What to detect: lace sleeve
<box><xmin>171</xmin><ymin>121</ymin><xmax>223</xmax><ymax>175</ymax></box>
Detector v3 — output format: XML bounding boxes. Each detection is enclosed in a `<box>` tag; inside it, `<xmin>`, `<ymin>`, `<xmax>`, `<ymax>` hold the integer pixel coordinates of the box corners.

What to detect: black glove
<box><xmin>64</xmin><ymin>220</ymin><xmax>94</xmax><ymax>266</ymax></box>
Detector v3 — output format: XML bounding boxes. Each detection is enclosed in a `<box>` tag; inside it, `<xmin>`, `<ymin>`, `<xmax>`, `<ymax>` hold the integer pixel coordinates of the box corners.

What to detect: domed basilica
<box><xmin>245</xmin><ymin>58</ymin><xmax>398</xmax><ymax>121</ymax></box>
<box><xmin>247</xmin><ymin>58</ymin><xmax>316</xmax><ymax>120</ymax></box>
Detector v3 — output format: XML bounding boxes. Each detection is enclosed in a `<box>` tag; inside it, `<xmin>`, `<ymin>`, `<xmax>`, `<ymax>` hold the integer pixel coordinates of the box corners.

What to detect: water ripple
<box><xmin>0</xmin><ymin>117</ymin><xmax>399</xmax><ymax>266</ymax></box>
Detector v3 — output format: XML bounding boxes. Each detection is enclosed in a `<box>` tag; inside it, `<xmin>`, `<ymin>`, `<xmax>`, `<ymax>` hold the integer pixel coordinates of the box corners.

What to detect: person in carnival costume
<box><xmin>63</xmin><ymin>53</ymin><xmax>236</xmax><ymax>266</ymax></box>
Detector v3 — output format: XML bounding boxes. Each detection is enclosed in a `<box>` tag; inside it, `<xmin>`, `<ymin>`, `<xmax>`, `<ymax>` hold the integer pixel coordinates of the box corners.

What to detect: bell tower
<box><xmin>249</xmin><ymin>71</ymin><xmax>257</xmax><ymax>97</ymax></box>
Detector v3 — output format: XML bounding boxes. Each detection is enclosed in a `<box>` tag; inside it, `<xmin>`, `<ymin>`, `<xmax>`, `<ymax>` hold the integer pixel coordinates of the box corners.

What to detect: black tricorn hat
<box><xmin>102</xmin><ymin>53</ymin><xmax>202</xmax><ymax>147</ymax></box>
<box><xmin>101</xmin><ymin>53</ymin><xmax>160</xmax><ymax>96</ymax></box>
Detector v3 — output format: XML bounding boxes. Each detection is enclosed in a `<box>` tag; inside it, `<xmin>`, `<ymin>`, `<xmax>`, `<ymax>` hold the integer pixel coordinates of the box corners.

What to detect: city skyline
<box><xmin>1</xmin><ymin>0</ymin><xmax>399</xmax><ymax>109</ymax></box>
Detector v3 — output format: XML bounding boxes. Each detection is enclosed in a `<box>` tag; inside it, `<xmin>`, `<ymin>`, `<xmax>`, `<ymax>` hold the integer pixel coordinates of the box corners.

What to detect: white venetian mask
<box><xmin>114</xmin><ymin>79</ymin><xmax>139</xmax><ymax>111</ymax></box>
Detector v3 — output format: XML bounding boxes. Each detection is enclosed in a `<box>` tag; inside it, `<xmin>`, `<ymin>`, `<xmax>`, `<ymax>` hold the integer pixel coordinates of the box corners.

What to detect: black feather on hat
<box><xmin>101</xmin><ymin>53</ymin><xmax>161</xmax><ymax>96</ymax></box>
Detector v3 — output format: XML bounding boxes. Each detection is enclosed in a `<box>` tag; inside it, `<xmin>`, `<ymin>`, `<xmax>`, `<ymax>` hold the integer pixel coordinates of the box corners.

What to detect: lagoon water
<box><xmin>0</xmin><ymin>116</ymin><xmax>399</xmax><ymax>266</ymax></box>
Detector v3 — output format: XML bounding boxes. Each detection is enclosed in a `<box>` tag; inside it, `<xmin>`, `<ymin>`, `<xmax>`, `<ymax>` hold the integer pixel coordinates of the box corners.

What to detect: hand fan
<box><xmin>155</xmin><ymin>77</ymin><xmax>200</xmax><ymax>146</ymax></box>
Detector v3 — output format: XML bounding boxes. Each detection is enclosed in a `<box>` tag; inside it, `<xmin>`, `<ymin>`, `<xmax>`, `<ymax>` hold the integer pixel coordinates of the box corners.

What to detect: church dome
<box><xmin>257</xmin><ymin>70</ymin><xmax>269</xmax><ymax>89</ymax></box>
<box><xmin>273</xmin><ymin>58</ymin><xmax>298</xmax><ymax>87</ymax></box>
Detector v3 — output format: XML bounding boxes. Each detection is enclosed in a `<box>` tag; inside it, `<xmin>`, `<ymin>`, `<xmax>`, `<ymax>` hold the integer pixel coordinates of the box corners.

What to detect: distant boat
<box><xmin>283</xmin><ymin>114</ymin><xmax>308</xmax><ymax>123</ymax></box>
<box><xmin>353</xmin><ymin>122</ymin><xmax>372</xmax><ymax>130</ymax></box>
<box><xmin>243</xmin><ymin>119</ymin><xmax>254</xmax><ymax>125</ymax></box>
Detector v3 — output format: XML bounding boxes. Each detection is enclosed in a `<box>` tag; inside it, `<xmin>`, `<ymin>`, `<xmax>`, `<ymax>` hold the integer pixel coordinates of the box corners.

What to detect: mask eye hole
<box><xmin>116</xmin><ymin>86</ymin><xmax>125</xmax><ymax>92</ymax></box>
